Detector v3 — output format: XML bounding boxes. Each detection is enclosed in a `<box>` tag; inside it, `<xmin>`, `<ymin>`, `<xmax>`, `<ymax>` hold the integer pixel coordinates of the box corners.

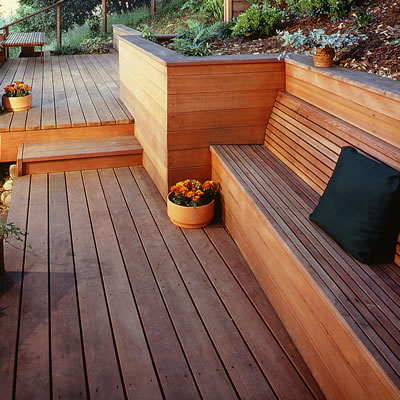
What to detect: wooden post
<box><xmin>151</xmin><ymin>0</ymin><xmax>156</xmax><ymax>17</ymax></box>
<box><xmin>224</xmin><ymin>0</ymin><xmax>232</xmax><ymax>22</ymax></box>
<box><xmin>56</xmin><ymin>3</ymin><xmax>62</xmax><ymax>49</ymax></box>
<box><xmin>102</xmin><ymin>0</ymin><xmax>107</xmax><ymax>33</ymax></box>
<box><xmin>4</xmin><ymin>27</ymin><xmax>9</xmax><ymax>58</ymax></box>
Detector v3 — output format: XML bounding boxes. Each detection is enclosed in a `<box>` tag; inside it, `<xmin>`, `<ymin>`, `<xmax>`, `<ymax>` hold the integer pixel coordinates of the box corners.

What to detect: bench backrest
<box><xmin>264</xmin><ymin>91</ymin><xmax>400</xmax><ymax>266</ymax></box>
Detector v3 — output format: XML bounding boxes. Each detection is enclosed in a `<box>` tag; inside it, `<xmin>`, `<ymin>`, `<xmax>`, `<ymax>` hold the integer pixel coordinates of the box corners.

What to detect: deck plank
<box><xmin>51</xmin><ymin>56</ymin><xmax>72</xmax><ymax>129</ymax></box>
<box><xmin>48</xmin><ymin>172</ymin><xmax>87</xmax><ymax>399</ymax></box>
<box><xmin>9</xmin><ymin>58</ymin><xmax>35</xmax><ymax>132</ymax></box>
<box><xmin>0</xmin><ymin>175</ymin><xmax>30</xmax><ymax>399</ymax></box>
<box><xmin>72</xmin><ymin>55</ymin><xmax>115</xmax><ymax>125</ymax></box>
<box><xmin>115</xmin><ymin>167</ymin><xmax>202</xmax><ymax>399</ymax></box>
<box><xmin>81</xmin><ymin>55</ymin><xmax>129</xmax><ymax>124</ymax></box>
<box><xmin>65</xmin><ymin>171</ymin><xmax>125</xmax><ymax>399</ymax></box>
<box><xmin>41</xmin><ymin>56</ymin><xmax>56</xmax><ymax>129</ymax></box>
<box><xmin>58</xmin><ymin>55</ymin><xmax>86</xmax><ymax>127</ymax></box>
<box><xmin>0</xmin><ymin>58</ymin><xmax>25</xmax><ymax>132</ymax></box>
<box><xmin>26</xmin><ymin>57</ymin><xmax>44</xmax><ymax>131</ymax></box>
<box><xmin>132</xmin><ymin>166</ymin><xmax>279</xmax><ymax>399</ymax></box>
<box><xmin>14</xmin><ymin>174</ymin><xmax>50</xmax><ymax>399</ymax></box>
<box><xmin>1</xmin><ymin>166</ymin><xmax>324</xmax><ymax>399</ymax></box>
<box><xmin>65</xmin><ymin>55</ymin><xmax>101</xmax><ymax>127</ymax></box>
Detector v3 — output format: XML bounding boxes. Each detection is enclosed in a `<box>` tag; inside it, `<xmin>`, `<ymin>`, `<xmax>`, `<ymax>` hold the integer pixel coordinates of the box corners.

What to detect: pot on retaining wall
<box><xmin>312</xmin><ymin>47</ymin><xmax>335</xmax><ymax>68</ymax></box>
<box><xmin>2</xmin><ymin>94</ymin><xmax>32</xmax><ymax>112</ymax></box>
<box><xmin>167</xmin><ymin>193</ymin><xmax>215</xmax><ymax>229</ymax></box>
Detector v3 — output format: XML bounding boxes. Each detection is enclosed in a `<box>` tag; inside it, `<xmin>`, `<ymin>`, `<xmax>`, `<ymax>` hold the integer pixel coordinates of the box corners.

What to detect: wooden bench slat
<box><xmin>212</xmin><ymin>144</ymin><xmax>400</xmax><ymax>395</ymax></box>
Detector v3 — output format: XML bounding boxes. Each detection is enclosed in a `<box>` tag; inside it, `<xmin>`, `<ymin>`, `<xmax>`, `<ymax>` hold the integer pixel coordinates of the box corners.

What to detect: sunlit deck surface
<box><xmin>0</xmin><ymin>166</ymin><xmax>325</xmax><ymax>399</ymax></box>
<box><xmin>0</xmin><ymin>52</ymin><xmax>132</xmax><ymax>132</ymax></box>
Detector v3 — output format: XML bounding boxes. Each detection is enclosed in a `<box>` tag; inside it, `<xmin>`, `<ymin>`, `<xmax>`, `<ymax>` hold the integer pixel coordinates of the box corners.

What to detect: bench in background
<box><xmin>0</xmin><ymin>32</ymin><xmax>46</xmax><ymax>63</ymax></box>
<box><xmin>211</xmin><ymin>90</ymin><xmax>400</xmax><ymax>399</ymax></box>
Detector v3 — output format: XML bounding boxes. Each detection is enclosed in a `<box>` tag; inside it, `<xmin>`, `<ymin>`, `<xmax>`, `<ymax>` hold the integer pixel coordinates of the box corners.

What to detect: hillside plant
<box><xmin>171</xmin><ymin>20</ymin><xmax>222</xmax><ymax>56</ymax></box>
<box><xmin>80</xmin><ymin>36</ymin><xmax>112</xmax><ymax>54</ymax></box>
<box><xmin>285</xmin><ymin>0</ymin><xmax>365</xmax><ymax>20</ymax></box>
<box><xmin>279</xmin><ymin>28</ymin><xmax>368</xmax><ymax>56</ymax></box>
<box><xmin>232</xmin><ymin>4</ymin><xmax>284</xmax><ymax>38</ymax></box>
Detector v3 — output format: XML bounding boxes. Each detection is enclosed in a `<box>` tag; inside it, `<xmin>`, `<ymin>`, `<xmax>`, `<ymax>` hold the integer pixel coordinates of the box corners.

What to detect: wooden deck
<box><xmin>0</xmin><ymin>52</ymin><xmax>134</xmax><ymax>162</ymax></box>
<box><xmin>0</xmin><ymin>166</ymin><xmax>324</xmax><ymax>399</ymax></box>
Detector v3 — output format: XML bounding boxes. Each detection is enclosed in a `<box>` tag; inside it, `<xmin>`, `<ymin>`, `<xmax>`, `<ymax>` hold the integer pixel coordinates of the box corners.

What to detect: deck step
<box><xmin>17</xmin><ymin>136</ymin><xmax>143</xmax><ymax>176</ymax></box>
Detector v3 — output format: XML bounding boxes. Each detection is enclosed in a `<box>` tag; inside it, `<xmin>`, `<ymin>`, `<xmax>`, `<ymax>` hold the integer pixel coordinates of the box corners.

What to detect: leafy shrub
<box><xmin>53</xmin><ymin>44</ymin><xmax>83</xmax><ymax>55</ymax></box>
<box><xmin>201</xmin><ymin>0</ymin><xmax>224</xmax><ymax>22</ymax></box>
<box><xmin>232</xmin><ymin>5</ymin><xmax>284</xmax><ymax>38</ymax></box>
<box><xmin>171</xmin><ymin>20</ymin><xmax>222</xmax><ymax>56</ymax></box>
<box><xmin>217</xmin><ymin>20</ymin><xmax>237</xmax><ymax>39</ymax></box>
<box><xmin>141</xmin><ymin>25</ymin><xmax>158</xmax><ymax>43</ymax></box>
<box><xmin>81</xmin><ymin>36</ymin><xmax>112</xmax><ymax>54</ymax></box>
<box><xmin>286</xmin><ymin>0</ymin><xmax>365</xmax><ymax>20</ymax></box>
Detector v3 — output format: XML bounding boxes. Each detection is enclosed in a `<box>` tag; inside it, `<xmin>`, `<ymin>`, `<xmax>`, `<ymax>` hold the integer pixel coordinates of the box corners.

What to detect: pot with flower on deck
<box><xmin>167</xmin><ymin>179</ymin><xmax>219</xmax><ymax>229</ymax></box>
<box><xmin>2</xmin><ymin>81</ymin><xmax>32</xmax><ymax>112</ymax></box>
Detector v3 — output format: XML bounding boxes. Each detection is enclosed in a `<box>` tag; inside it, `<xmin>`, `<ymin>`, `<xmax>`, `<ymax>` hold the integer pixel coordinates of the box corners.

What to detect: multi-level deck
<box><xmin>0</xmin><ymin>52</ymin><xmax>133</xmax><ymax>162</ymax></box>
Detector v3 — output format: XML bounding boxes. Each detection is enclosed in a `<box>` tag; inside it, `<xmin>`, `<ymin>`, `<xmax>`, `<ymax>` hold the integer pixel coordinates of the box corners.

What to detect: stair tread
<box><xmin>21</xmin><ymin>136</ymin><xmax>142</xmax><ymax>162</ymax></box>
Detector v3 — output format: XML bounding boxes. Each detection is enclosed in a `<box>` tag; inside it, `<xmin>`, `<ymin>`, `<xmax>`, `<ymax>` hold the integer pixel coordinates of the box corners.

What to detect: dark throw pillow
<box><xmin>310</xmin><ymin>146</ymin><xmax>400</xmax><ymax>264</ymax></box>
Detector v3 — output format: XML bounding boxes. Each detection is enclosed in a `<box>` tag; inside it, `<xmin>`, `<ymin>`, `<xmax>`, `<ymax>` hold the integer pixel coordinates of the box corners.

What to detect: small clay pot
<box><xmin>2</xmin><ymin>94</ymin><xmax>32</xmax><ymax>112</ymax></box>
<box><xmin>167</xmin><ymin>192</ymin><xmax>215</xmax><ymax>229</ymax></box>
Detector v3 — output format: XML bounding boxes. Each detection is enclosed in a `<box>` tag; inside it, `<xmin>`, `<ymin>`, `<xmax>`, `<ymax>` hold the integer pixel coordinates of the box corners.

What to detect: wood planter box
<box><xmin>118</xmin><ymin>34</ymin><xmax>286</xmax><ymax>197</ymax></box>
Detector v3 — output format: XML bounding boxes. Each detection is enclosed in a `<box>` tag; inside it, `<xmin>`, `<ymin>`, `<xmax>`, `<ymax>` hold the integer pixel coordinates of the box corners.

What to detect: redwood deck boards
<box><xmin>17</xmin><ymin>136</ymin><xmax>143</xmax><ymax>175</ymax></box>
<box><xmin>0</xmin><ymin>166</ymin><xmax>324</xmax><ymax>399</ymax></box>
<box><xmin>0</xmin><ymin>52</ymin><xmax>132</xmax><ymax>132</ymax></box>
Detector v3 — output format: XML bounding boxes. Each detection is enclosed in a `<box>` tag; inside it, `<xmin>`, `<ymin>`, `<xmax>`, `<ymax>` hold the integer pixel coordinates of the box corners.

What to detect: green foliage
<box><xmin>107</xmin><ymin>6</ymin><xmax>151</xmax><ymax>31</ymax></box>
<box><xmin>87</xmin><ymin>7</ymin><xmax>102</xmax><ymax>38</ymax></box>
<box><xmin>80</xmin><ymin>35</ymin><xmax>112</xmax><ymax>54</ymax></box>
<box><xmin>279</xmin><ymin>28</ymin><xmax>368</xmax><ymax>55</ymax></box>
<box><xmin>181</xmin><ymin>0</ymin><xmax>202</xmax><ymax>13</ymax></box>
<box><xmin>0</xmin><ymin>222</ymin><xmax>27</xmax><ymax>243</ymax></box>
<box><xmin>53</xmin><ymin>44</ymin><xmax>83</xmax><ymax>55</ymax></box>
<box><xmin>352</xmin><ymin>7</ymin><xmax>372</xmax><ymax>28</ymax></box>
<box><xmin>201</xmin><ymin>0</ymin><xmax>224</xmax><ymax>22</ymax></box>
<box><xmin>171</xmin><ymin>20</ymin><xmax>223</xmax><ymax>56</ymax></box>
<box><xmin>217</xmin><ymin>20</ymin><xmax>237</xmax><ymax>39</ymax></box>
<box><xmin>232</xmin><ymin>4</ymin><xmax>284</xmax><ymax>38</ymax></box>
<box><xmin>16</xmin><ymin>0</ymin><xmax>98</xmax><ymax>35</ymax></box>
<box><xmin>285</xmin><ymin>0</ymin><xmax>364</xmax><ymax>20</ymax></box>
<box><xmin>141</xmin><ymin>24</ymin><xmax>157</xmax><ymax>43</ymax></box>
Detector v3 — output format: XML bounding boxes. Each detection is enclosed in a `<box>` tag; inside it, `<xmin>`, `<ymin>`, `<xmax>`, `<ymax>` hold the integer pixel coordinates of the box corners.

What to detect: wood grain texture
<box><xmin>119</xmin><ymin>38</ymin><xmax>285</xmax><ymax>195</ymax></box>
<box><xmin>211</xmin><ymin>145</ymin><xmax>400</xmax><ymax>400</ymax></box>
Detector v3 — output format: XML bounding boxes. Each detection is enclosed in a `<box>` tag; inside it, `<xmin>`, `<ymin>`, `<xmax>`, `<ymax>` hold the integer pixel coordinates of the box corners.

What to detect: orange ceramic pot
<box><xmin>167</xmin><ymin>192</ymin><xmax>215</xmax><ymax>229</ymax></box>
<box><xmin>2</xmin><ymin>94</ymin><xmax>32</xmax><ymax>112</ymax></box>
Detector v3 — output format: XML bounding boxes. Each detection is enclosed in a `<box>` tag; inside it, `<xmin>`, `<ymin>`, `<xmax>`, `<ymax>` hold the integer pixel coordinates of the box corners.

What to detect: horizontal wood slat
<box><xmin>211</xmin><ymin>143</ymin><xmax>400</xmax><ymax>400</ymax></box>
<box><xmin>264</xmin><ymin>91</ymin><xmax>400</xmax><ymax>263</ymax></box>
<box><xmin>0</xmin><ymin>32</ymin><xmax>46</xmax><ymax>47</ymax></box>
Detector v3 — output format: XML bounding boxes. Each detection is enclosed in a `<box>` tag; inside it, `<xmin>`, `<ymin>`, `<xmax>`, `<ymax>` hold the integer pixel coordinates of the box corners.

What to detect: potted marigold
<box><xmin>3</xmin><ymin>81</ymin><xmax>32</xmax><ymax>112</ymax></box>
<box><xmin>167</xmin><ymin>179</ymin><xmax>218</xmax><ymax>229</ymax></box>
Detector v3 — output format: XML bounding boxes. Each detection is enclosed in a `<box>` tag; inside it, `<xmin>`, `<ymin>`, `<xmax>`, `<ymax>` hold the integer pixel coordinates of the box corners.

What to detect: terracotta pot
<box><xmin>2</xmin><ymin>94</ymin><xmax>32</xmax><ymax>112</ymax></box>
<box><xmin>312</xmin><ymin>47</ymin><xmax>335</xmax><ymax>68</ymax></box>
<box><xmin>167</xmin><ymin>192</ymin><xmax>215</xmax><ymax>229</ymax></box>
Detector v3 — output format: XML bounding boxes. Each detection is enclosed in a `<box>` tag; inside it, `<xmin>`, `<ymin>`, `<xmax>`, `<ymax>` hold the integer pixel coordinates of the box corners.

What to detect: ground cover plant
<box><xmin>135</xmin><ymin>0</ymin><xmax>399</xmax><ymax>80</ymax></box>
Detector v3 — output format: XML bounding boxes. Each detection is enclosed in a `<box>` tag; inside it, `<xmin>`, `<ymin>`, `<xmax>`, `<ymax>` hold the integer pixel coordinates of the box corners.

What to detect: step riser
<box><xmin>22</xmin><ymin>154</ymin><xmax>143</xmax><ymax>176</ymax></box>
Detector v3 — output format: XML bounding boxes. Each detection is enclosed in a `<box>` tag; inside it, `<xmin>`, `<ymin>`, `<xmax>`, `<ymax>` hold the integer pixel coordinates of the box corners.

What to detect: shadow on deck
<box><xmin>0</xmin><ymin>166</ymin><xmax>325</xmax><ymax>399</ymax></box>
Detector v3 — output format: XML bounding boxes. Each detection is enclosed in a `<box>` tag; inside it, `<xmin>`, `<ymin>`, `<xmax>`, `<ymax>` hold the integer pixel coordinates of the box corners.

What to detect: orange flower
<box><xmin>192</xmin><ymin>195</ymin><xmax>200</xmax><ymax>201</ymax></box>
<box><xmin>186</xmin><ymin>191</ymin><xmax>194</xmax><ymax>198</ymax></box>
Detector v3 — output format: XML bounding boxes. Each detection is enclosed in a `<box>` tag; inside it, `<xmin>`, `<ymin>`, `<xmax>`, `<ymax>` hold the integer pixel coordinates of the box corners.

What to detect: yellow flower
<box><xmin>186</xmin><ymin>191</ymin><xmax>194</xmax><ymax>198</ymax></box>
<box><xmin>192</xmin><ymin>195</ymin><xmax>200</xmax><ymax>201</ymax></box>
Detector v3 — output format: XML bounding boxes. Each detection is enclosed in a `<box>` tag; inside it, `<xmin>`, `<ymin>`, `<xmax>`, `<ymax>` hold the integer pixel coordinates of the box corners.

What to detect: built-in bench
<box><xmin>211</xmin><ymin>91</ymin><xmax>400</xmax><ymax>399</ymax></box>
<box><xmin>0</xmin><ymin>32</ymin><xmax>46</xmax><ymax>62</ymax></box>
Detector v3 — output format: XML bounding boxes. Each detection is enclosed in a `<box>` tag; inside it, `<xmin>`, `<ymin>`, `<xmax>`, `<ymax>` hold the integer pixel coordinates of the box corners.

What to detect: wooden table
<box><xmin>0</xmin><ymin>32</ymin><xmax>46</xmax><ymax>62</ymax></box>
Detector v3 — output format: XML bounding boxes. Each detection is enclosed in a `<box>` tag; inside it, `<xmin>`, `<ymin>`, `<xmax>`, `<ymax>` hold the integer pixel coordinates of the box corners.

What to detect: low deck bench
<box><xmin>211</xmin><ymin>91</ymin><xmax>400</xmax><ymax>399</ymax></box>
<box><xmin>0</xmin><ymin>32</ymin><xmax>46</xmax><ymax>62</ymax></box>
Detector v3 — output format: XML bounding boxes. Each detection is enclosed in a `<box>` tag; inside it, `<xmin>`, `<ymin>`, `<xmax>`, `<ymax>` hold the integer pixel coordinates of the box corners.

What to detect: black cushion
<box><xmin>310</xmin><ymin>146</ymin><xmax>400</xmax><ymax>264</ymax></box>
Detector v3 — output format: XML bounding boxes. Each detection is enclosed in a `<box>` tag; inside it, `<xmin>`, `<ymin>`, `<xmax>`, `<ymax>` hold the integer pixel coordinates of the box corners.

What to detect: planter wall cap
<box><xmin>119</xmin><ymin>34</ymin><xmax>282</xmax><ymax>67</ymax></box>
<box><xmin>112</xmin><ymin>24</ymin><xmax>142</xmax><ymax>36</ymax></box>
<box><xmin>285</xmin><ymin>54</ymin><xmax>400</xmax><ymax>102</ymax></box>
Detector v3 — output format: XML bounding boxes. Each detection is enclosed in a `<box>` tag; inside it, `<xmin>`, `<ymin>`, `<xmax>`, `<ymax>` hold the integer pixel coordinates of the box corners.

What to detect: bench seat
<box><xmin>0</xmin><ymin>32</ymin><xmax>46</xmax><ymax>62</ymax></box>
<box><xmin>210</xmin><ymin>91</ymin><xmax>400</xmax><ymax>399</ymax></box>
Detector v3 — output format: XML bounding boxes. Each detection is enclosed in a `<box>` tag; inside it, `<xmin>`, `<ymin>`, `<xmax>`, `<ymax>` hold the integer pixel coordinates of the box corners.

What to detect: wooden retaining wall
<box><xmin>285</xmin><ymin>56</ymin><xmax>400</xmax><ymax>151</ymax></box>
<box><xmin>119</xmin><ymin>35</ymin><xmax>285</xmax><ymax>196</ymax></box>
